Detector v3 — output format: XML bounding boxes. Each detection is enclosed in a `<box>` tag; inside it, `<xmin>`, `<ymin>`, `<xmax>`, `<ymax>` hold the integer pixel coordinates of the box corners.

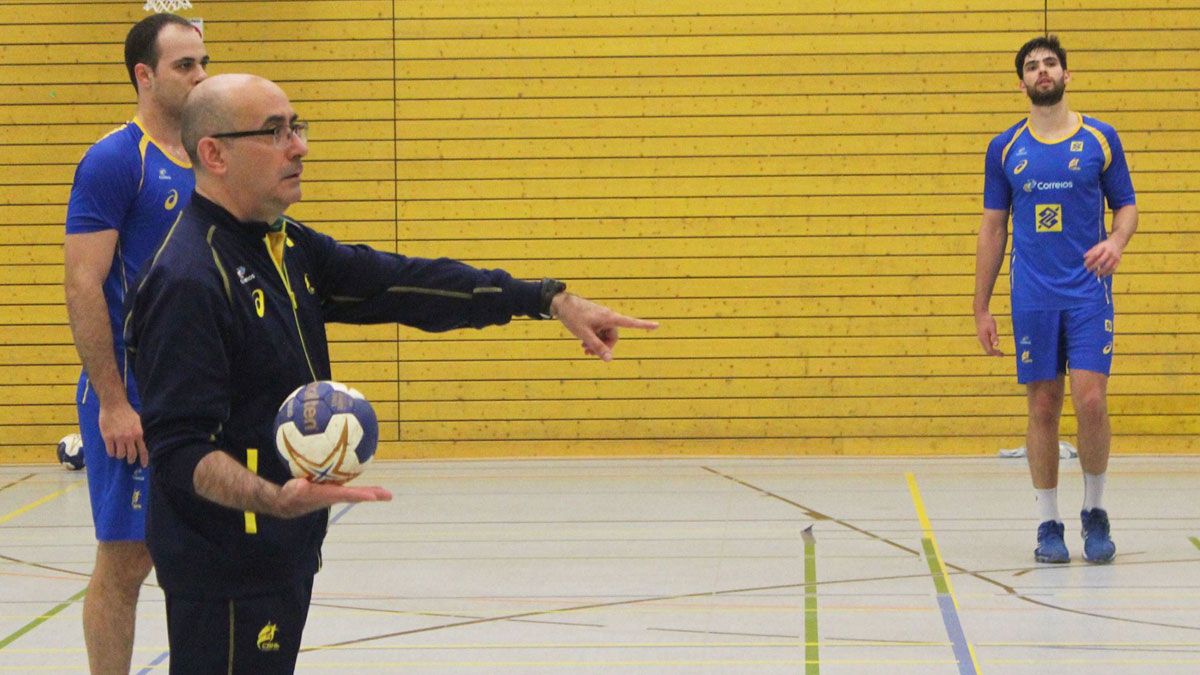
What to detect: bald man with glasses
<box><xmin>125</xmin><ymin>74</ymin><xmax>657</xmax><ymax>673</ymax></box>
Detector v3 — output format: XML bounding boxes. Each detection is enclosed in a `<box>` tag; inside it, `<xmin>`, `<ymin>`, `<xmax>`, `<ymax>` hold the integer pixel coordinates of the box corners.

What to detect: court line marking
<box><xmin>313</xmin><ymin>463</ymin><xmax>1200</xmax><ymax>654</ymax></box>
<box><xmin>305</xmin><ymin>580</ymin><xmax>810</xmax><ymax>653</ymax></box>
<box><xmin>701</xmin><ymin>466</ymin><xmax>922</xmax><ymax>557</ymax></box>
<box><xmin>0</xmin><ymin>587</ymin><xmax>87</xmax><ymax>651</ymax></box>
<box><xmin>906</xmin><ymin>472</ymin><xmax>982</xmax><ymax>675</ymax></box>
<box><xmin>134</xmin><ymin>649</ymin><xmax>169</xmax><ymax>675</ymax></box>
<box><xmin>0</xmin><ymin>481</ymin><xmax>91</xmax><ymax>652</ymax></box>
<box><xmin>0</xmin><ymin>474</ymin><xmax>36</xmax><ymax>494</ymax></box>
<box><xmin>0</xmin><ymin>481</ymin><xmax>83</xmax><ymax>526</ymax></box>
<box><xmin>802</xmin><ymin>525</ymin><xmax>819</xmax><ymax>675</ymax></box>
<box><xmin>648</xmin><ymin>467</ymin><xmax>1200</xmax><ymax>636</ymax></box>
<box><xmin>330</xmin><ymin>503</ymin><xmax>356</xmax><ymax>526</ymax></box>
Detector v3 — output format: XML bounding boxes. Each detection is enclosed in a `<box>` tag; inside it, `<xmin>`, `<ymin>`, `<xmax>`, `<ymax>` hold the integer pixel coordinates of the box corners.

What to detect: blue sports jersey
<box><xmin>983</xmin><ymin>112</ymin><xmax>1136</xmax><ymax>310</ymax></box>
<box><xmin>66</xmin><ymin>119</ymin><xmax>194</xmax><ymax>405</ymax></box>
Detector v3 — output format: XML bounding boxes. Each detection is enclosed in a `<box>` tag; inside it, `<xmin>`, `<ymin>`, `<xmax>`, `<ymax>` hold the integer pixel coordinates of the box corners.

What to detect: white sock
<box><xmin>1083</xmin><ymin>472</ymin><xmax>1107</xmax><ymax>511</ymax></box>
<box><xmin>1036</xmin><ymin>488</ymin><xmax>1061</xmax><ymax>524</ymax></box>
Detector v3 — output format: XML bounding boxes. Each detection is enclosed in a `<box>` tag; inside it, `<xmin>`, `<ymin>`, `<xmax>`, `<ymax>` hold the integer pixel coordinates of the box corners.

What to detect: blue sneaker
<box><xmin>1081</xmin><ymin>508</ymin><xmax>1116</xmax><ymax>563</ymax></box>
<box><xmin>1035</xmin><ymin>520</ymin><xmax>1070</xmax><ymax>563</ymax></box>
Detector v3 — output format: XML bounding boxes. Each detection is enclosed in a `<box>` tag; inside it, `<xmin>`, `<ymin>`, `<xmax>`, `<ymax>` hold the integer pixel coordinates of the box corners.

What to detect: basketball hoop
<box><xmin>143</xmin><ymin>0</ymin><xmax>192</xmax><ymax>11</ymax></box>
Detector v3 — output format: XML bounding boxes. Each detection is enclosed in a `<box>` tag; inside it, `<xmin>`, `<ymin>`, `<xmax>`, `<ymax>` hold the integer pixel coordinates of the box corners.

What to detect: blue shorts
<box><xmin>1011</xmin><ymin>304</ymin><xmax>1114</xmax><ymax>384</ymax></box>
<box><xmin>77</xmin><ymin>376</ymin><xmax>148</xmax><ymax>542</ymax></box>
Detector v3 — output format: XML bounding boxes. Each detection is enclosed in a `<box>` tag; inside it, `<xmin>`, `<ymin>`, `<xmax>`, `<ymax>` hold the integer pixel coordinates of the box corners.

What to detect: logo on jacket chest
<box><xmin>252</xmin><ymin>289</ymin><xmax>265</xmax><ymax>317</ymax></box>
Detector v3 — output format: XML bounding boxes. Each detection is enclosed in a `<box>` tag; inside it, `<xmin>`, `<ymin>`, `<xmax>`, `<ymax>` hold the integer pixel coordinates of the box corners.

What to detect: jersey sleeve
<box><xmin>65</xmin><ymin>137</ymin><xmax>139</xmax><ymax>235</ymax></box>
<box><xmin>129</xmin><ymin>266</ymin><xmax>234</xmax><ymax>495</ymax></box>
<box><xmin>982</xmin><ymin>134</ymin><xmax>1012</xmax><ymax>211</ymax></box>
<box><xmin>1100</xmin><ymin>127</ymin><xmax>1136</xmax><ymax>210</ymax></box>
<box><xmin>296</xmin><ymin>224</ymin><xmax>543</xmax><ymax>330</ymax></box>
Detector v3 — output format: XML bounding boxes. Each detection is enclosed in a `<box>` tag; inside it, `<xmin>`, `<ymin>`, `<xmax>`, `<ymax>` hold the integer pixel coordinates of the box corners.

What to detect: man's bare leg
<box><xmin>1026</xmin><ymin>376</ymin><xmax>1066</xmax><ymax>489</ymax></box>
<box><xmin>84</xmin><ymin>541</ymin><xmax>153</xmax><ymax>674</ymax></box>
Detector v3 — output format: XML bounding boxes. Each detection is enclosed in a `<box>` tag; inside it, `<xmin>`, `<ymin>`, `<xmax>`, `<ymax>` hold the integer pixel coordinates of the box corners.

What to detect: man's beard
<box><xmin>1027</xmin><ymin>79</ymin><xmax>1066</xmax><ymax>106</ymax></box>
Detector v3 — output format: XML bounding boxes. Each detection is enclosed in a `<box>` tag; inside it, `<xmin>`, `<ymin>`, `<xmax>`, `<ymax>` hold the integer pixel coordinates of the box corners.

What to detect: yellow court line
<box><xmin>0</xmin><ymin>481</ymin><xmax>83</xmax><ymax>526</ymax></box>
<box><xmin>905</xmin><ymin>471</ymin><xmax>983</xmax><ymax>674</ymax></box>
<box><xmin>905</xmin><ymin>473</ymin><xmax>953</xmax><ymax>591</ymax></box>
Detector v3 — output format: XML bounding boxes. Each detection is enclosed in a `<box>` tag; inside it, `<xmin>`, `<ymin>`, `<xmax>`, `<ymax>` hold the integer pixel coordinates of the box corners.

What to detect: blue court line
<box><xmin>135</xmin><ymin>650</ymin><xmax>170</xmax><ymax>674</ymax></box>
<box><xmin>907</xmin><ymin>473</ymin><xmax>981</xmax><ymax>675</ymax></box>
<box><xmin>936</xmin><ymin>593</ymin><xmax>974</xmax><ymax>669</ymax></box>
<box><xmin>330</xmin><ymin>503</ymin><xmax>356</xmax><ymax>526</ymax></box>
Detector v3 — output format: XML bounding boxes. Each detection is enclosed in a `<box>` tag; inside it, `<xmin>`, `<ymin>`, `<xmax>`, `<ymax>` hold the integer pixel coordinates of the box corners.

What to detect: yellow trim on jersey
<box><xmin>264</xmin><ymin>222</ymin><xmax>319</xmax><ymax>382</ymax></box>
<box><xmin>1024</xmin><ymin>111</ymin><xmax>1084</xmax><ymax>146</ymax></box>
<box><xmin>136</xmin><ymin>133</ymin><xmax>151</xmax><ymax>193</ymax></box>
<box><xmin>131</xmin><ymin>117</ymin><xmax>193</xmax><ymax>169</ymax></box>
<box><xmin>244</xmin><ymin>448</ymin><xmax>258</xmax><ymax>534</ymax></box>
<box><xmin>1000</xmin><ymin>121</ymin><xmax>1029</xmax><ymax>166</ymax></box>
<box><xmin>267</xmin><ymin>230</ymin><xmax>287</xmax><ymax>265</ymax></box>
<box><xmin>1080</xmin><ymin>119</ymin><xmax>1114</xmax><ymax>171</ymax></box>
<box><xmin>206</xmin><ymin>226</ymin><xmax>233</xmax><ymax>305</ymax></box>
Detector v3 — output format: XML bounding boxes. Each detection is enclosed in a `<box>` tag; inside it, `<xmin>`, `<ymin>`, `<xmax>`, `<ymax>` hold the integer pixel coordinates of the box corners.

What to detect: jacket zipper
<box><xmin>264</xmin><ymin>233</ymin><xmax>318</xmax><ymax>382</ymax></box>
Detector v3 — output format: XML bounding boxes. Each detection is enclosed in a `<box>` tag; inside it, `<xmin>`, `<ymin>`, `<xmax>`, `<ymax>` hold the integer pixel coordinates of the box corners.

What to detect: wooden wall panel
<box><xmin>0</xmin><ymin>0</ymin><xmax>1196</xmax><ymax>462</ymax></box>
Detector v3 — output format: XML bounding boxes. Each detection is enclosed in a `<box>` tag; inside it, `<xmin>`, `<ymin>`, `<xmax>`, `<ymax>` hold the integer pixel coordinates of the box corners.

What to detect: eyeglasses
<box><xmin>210</xmin><ymin>121</ymin><xmax>308</xmax><ymax>148</ymax></box>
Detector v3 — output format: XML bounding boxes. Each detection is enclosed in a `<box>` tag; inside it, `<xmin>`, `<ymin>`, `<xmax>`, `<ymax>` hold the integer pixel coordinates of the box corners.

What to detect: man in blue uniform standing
<box><xmin>974</xmin><ymin>35</ymin><xmax>1137</xmax><ymax>564</ymax></box>
<box><xmin>63</xmin><ymin>13</ymin><xmax>207</xmax><ymax>673</ymax></box>
<box><xmin>126</xmin><ymin>73</ymin><xmax>659</xmax><ymax>673</ymax></box>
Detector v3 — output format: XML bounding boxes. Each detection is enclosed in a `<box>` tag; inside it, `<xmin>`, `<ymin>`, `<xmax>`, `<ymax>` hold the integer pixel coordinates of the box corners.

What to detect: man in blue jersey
<box><xmin>63</xmin><ymin>13</ymin><xmax>208</xmax><ymax>673</ymax></box>
<box><xmin>974</xmin><ymin>35</ymin><xmax>1137</xmax><ymax>565</ymax></box>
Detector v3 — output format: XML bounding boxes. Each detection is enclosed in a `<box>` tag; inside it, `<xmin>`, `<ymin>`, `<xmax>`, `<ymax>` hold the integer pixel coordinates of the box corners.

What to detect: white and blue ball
<box><xmin>273</xmin><ymin>381</ymin><xmax>378</xmax><ymax>483</ymax></box>
<box><xmin>56</xmin><ymin>433</ymin><xmax>85</xmax><ymax>471</ymax></box>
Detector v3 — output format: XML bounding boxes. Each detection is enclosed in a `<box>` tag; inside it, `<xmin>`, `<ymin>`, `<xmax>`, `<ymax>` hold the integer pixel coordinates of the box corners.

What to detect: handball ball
<box><xmin>273</xmin><ymin>381</ymin><xmax>378</xmax><ymax>483</ymax></box>
<box><xmin>56</xmin><ymin>433</ymin><xmax>85</xmax><ymax>471</ymax></box>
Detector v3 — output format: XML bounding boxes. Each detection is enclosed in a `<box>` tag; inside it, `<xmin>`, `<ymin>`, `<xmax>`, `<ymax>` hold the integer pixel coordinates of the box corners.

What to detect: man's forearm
<box><xmin>65</xmin><ymin>282</ymin><xmax>127</xmax><ymax>404</ymax></box>
<box><xmin>193</xmin><ymin>450</ymin><xmax>283</xmax><ymax>516</ymax></box>
<box><xmin>974</xmin><ymin>216</ymin><xmax>1009</xmax><ymax>314</ymax></box>
<box><xmin>1108</xmin><ymin>204</ymin><xmax>1138</xmax><ymax>250</ymax></box>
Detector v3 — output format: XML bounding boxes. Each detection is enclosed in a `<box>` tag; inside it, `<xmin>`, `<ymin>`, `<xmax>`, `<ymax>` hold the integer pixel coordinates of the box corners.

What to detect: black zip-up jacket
<box><xmin>126</xmin><ymin>193</ymin><xmax>543</xmax><ymax>599</ymax></box>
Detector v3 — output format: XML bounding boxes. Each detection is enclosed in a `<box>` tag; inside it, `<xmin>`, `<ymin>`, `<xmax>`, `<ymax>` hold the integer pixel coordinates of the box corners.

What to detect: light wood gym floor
<box><xmin>2</xmin><ymin>456</ymin><xmax>1199</xmax><ymax>673</ymax></box>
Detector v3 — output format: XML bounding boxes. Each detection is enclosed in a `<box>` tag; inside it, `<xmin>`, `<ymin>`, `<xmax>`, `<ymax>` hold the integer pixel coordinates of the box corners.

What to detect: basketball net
<box><xmin>143</xmin><ymin>0</ymin><xmax>192</xmax><ymax>11</ymax></box>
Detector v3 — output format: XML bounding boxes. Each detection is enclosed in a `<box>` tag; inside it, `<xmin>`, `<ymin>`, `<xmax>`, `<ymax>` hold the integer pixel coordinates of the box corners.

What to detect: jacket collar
<box><xmin>190</xmin><ymin>192</ymin><xmax>277</xmax><ymax>239</ymax></box>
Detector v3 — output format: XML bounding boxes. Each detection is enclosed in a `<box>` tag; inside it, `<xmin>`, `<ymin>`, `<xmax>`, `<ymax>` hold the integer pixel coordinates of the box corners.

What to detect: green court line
<box><xmin>921</xmin><ymin>538</ymin><xmax>950</xmax><ymax>595</ymax></box>
<box><xmin>802</xmin><ymin>525</ymin><xmax>819</xmax><ymax>674</ymax></box>
<box><xmin>1190</xmin><ymin>536</ymin><xmax>1200</xmax><ymax>551</ymax></box>
<box><xmin>0</xmin><ymin>587</ymin><xmax>87</xmax><ymax>650</ymax></box>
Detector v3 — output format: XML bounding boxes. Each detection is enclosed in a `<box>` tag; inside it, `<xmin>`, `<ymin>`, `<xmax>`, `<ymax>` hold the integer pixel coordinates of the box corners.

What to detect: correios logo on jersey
<box><xmin>1023</xmin><ymin>179</ymin><xmax>1074</xmax><ymax>193</ymax></box>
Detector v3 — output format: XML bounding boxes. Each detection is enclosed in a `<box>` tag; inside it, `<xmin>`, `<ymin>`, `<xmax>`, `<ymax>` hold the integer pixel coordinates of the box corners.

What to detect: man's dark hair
<box><xmin>124</xmin><ymin>13</ymin><xmax>196</xmax><ymax>93</ymax></box>
<box><xmin>1016</xmin><ymin>35</ymin><xmax>1067</xmax><ymax>78</ymax></box>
